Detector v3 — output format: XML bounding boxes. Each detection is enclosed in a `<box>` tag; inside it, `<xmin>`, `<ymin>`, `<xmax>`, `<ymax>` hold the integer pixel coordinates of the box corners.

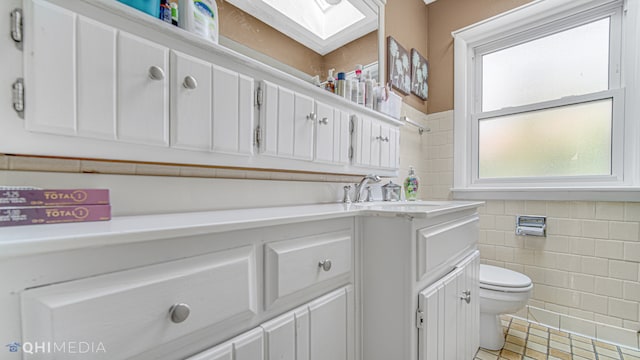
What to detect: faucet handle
<box><xmin>365</xmin><ymin>186</ymin><xmax>373</xmax><ymax>202</ymax></box>
<box><xmin>343</xmin><ymin>185</ymin><xmax>352</xmax><ymax>204</ymax></box>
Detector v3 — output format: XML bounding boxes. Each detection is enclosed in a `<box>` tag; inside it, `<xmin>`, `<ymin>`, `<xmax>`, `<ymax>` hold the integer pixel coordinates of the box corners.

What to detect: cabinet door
<box><xmin>379</xmin><ymin>125</ymin><xmax>391</xmax><ymax>168</ymax></box>
<box><xmin>308</xmin><ymin>287</ymin><xmax>353</xmax><ymax>360</ymax></box>
<box><xmin>171</xmin><ymin>51</ymin><xmax>212</xmax><ymax>151</ymax></box>
<box><xmin>277</xmin><ymin>87</ymin><xmax>295</xmax><ymax>158</ymax></box>
<box><xmin>117</xmin><ymin>32</ymin><xmax>169</xmax><ymax>146</ymax></box>
<box><xmin>369</xmin><ymin>120</ymin><xmax>382</xmax><ymax>167</ymax></box>
<box><xmin>262</xmin><ymin>313</ymin><xmax>296</xmax><ymax>360</ymax></box>
<box><xmin>187</xmin><ymin>343</ymin><xmax>233</xmax><ymax>360</ymax></box>
<box><xmin>314</xmin><ymin>101</ymin><xmax>335</xmax><ymax>163</ymax></box>
<box><xmin>77</xmin><ymin>16</ymin><xmax>117</xmax><ymax>140</ymax></box>
<box><xmin>260</xmin><ymin>81</ymin><xmax>279</xmax><ymax>156</ymax></box>
<box><xmin>24</xmin><ymin>0</ymin><xmax>76</xmax><ymax>135</ymax></box>
<box><xmin>293</xmin><ymin>93</ymin><xmax>315</xmax><ymax>160</ymax></box>
<box><xmin>212</xmin><ymin>66</ymin><xmax>255</xmax><ymax>155</ymax></box>
<box><xmin>333</xmin><ymin>110</ymin><xmax>351</xmax><ymax>165</ymax></box>
<box><xmin>352</xmin><ymin>115</ymin><xmax>372</xmax><ymax>167</ymax></box>
<box><xmin>234</xmin><ymin>328</ymin><xmax>265</xmax><ymax>360</ymax></box>
<box><xmin>389</xmin><ymin>127</ymin><xmax>400</xmax><ymax>169</ymax></box>
<box><xmin>418</xmin><ymin>251</ymin><xmax>480</xmax><ymax>360</ymax></box>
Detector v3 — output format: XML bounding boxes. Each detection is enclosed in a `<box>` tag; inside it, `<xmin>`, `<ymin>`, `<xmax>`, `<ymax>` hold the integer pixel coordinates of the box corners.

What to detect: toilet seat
<box><xmin>480</xmin><ymin>264</ymin><xmax>532</xmax><ymax>293</ymax></box>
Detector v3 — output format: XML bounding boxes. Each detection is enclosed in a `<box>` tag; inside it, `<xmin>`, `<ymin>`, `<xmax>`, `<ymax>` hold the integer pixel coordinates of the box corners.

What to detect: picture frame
<box><xmin>387</xmin><ymin>36</ymin><xmax>411</xmax><ymax>95</ymax></box>
<box><xmin>410</xmin><ymin>48</ymin><xmax>429</xmax><ymax>100</ymax></box>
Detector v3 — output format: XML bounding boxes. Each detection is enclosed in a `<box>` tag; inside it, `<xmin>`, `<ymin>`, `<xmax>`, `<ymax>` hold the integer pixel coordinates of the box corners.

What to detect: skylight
<box><xmin>261</xmin><ymin>0</ymin><xmax>366</xmax><ymax>40</ymax></box>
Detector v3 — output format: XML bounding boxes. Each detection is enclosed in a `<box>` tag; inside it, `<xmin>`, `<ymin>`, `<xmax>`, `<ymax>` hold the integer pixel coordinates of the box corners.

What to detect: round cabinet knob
<box><xmin>148</xmin><ymin>66</ymin><xmax>165</xmax><ymax>81</ymax></box>
<box><xmin>318</xmin><ymin>259</ymin><xmax>332</xmax><ymax>272</ymax></box>
<box><xmin>169</xmin><ymin>303</ymin><xmax>191</xmax><ymax>323</ymax></box>
<box><xmin>183</xmin><ymin>75</ymin><xmax>198</xmax><ymax>90</ymax></box>
<box><xmin>460</xmin><ymin>290</ymin><xmax>471</xmax><ymax>304</ymax></box>
<box><xmin>307</xmin><ymin>112</ymin><xmax>317</xmax><ymax>121</ymax></box>
<box><xmin>319</xmin><ymin>117</ymin><xmax>329</xmax><ymax>125</ymax></box>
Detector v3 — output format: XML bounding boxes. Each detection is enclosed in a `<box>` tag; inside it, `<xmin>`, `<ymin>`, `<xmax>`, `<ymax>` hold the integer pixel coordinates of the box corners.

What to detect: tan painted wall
<box><xmin>384</xmin><ymin>0</ymin><xmax>429</xmax><ymax>114</ymax></box>
<box><xmin>426</xmin><ymin>0</ymin><xmax>532</xmax><ymax>113</ymax></box>
<box><xmin>218</xmin><ymin>2</ymin><xmax>325</xmax><ymax>77</ymax></box>
<box><xmin>219</xmin><ymin>2</ymin><xmax>379</xmax><ymax>80</ymax></box>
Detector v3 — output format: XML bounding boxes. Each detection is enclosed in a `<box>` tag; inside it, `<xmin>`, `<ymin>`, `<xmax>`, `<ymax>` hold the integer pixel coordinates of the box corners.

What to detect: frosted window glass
<box><xmin>482</xmin><ymin>18</ymin><xmax>610</xmax><ymax>112</ymax></box>
<box><xmin>478</xmin><ymin>99</ymin><xmax>612</xmax><ymax>179</ymax></box>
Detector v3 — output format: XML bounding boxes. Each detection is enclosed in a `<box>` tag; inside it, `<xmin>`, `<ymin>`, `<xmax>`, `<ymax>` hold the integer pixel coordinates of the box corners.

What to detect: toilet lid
<box><xmin>480</xmin><ymin>264</ymin><xmax>532</xmax><ymax>289</ymax></box>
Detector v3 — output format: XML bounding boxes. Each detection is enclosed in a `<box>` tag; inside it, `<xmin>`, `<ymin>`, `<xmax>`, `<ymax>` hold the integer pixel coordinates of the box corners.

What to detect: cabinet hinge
<box><xmin>255</xmin><ymin>86</ymin><xmax>263</xmax><ymax>108</ymax></box>
<box><xmin>254</xmin><ymin>126</ymin><xmax>262</xmax><ymax>147</ymax></box>
<box><xmin>416</xmin><ymin>310</ymin><xmax>424</xmax><ymax>329</ymax></box>
<box><xmin>349</xmin><ymin>117</ymin><xmax>355</xmax><ymax>134</ymax></box>
<box><xmin>348</xmin><ymin>146</ymin><xmax>353</xmax><ymax>160</ymax></box>
<box><xmin>12</xmin><ymin>78</ymin><xmax>24</xmax><ymax>119</ymax></box>
<box><xmin>11</xmin><ymin>8</ymin><xmax>23</xmax><ymax>50</ymax></box>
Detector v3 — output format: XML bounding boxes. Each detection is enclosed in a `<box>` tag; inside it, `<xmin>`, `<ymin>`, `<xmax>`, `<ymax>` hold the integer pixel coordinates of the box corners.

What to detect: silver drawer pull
<box><xmin>148</xmin><ymin>65</ymin><xmax>165</xmax><ymax>81</ymax></box>
<box><xmin>183</xmin><ymin>75</ymin><xmax>198</xmax><ymax>89</ymax></box>
<box><xmin>318</xmin><ymin>259</ymin><xmax>332</xmax><ymax>272</ymax></box>
<box><xmin>307</xmin><ymin>112</ymin><xmax>317</xmax><ymax>121</ymax></box>
<box><xmin>169</xmin><ymin>303</ymin><xmax>191</xmax><ymax>323</ymax></box>
<box><xmin>319</xmin><ymin>117</ymin><xmax>329</xmax><ymax>125</ymax></box>
<box><xmin>460</xmin><ymin>290</ymin><xmax>471</xmax><ymax>304</ymax></box>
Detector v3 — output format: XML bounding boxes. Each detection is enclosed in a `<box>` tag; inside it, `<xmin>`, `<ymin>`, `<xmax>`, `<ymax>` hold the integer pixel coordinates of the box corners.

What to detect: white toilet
<box><xmin>479</xmin><ymin>264</ymin><xmax>533</xmax><ymax>350</ymax></box>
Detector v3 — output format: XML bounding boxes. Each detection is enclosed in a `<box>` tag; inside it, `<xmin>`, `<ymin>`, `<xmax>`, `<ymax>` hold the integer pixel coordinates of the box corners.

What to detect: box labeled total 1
<box><xmin>0</xmin><ymin>205</ymin><xmax>112</xmax><ymax>227</ymax></box>
<box><xmin>0</xmin><ymin>189</ymin><xmax>109</xmax><ymax>207</ymax></box>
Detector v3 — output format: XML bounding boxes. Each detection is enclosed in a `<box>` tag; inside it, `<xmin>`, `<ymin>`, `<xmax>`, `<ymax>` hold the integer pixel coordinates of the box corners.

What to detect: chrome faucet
<box><xmin>354</xmin><ymin>174</ymin><xmax>381</xmax><ymax>202</ymax></box>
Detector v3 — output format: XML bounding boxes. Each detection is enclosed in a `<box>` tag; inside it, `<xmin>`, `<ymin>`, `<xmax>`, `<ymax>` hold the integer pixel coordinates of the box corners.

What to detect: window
<box><xmin>452</xmin><ymin>0</ymin><xmax>640</xmax><ymax>200</ymax></box>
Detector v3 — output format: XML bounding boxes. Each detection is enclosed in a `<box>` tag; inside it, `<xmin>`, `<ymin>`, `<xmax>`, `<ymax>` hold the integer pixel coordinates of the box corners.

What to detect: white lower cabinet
<box><xmin>361</xmin><ymin>209</ymin><xmax>480</xmax><ymax>360</ymax></box>
<box><xmin>418</xmin><ymin>251</ymin><xmax>480</xmax><ymax>360</ymax></box>
<box><xmin>188</xmin><ymin>286</ymin><xmax>354</xmax><ymax>360</ymax></box>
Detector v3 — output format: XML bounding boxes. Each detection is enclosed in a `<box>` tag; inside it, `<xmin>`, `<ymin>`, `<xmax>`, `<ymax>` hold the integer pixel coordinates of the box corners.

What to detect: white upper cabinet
<box><xmin>170</xmin><ymin>51</ymin><xmax>254</xmax><ymax>155</ymax></box>
<box><xmin>18</xmin><ymin>0</ymin><xmax>400</xmax><ymax>175</ymax></box>
<box><xmin>76</xmin><ymin>16</ymin><xmax>117</xmax><ymax>140</ymax></box>
<box><xmin>24</xmin><ymin>0</ymin><xmax>76</xmax><ymax>135</ymax></box>
<box><xmin>117</xmin><ymin>32</ymin><xmax>169</xmax><ymax>146</ymax></box>
<box><xmin>171</xmin><ymin>51</ymin><xmax>213</xmax><ymax>151</ymax></box>
<box><xmin>260</xmin><ymin>81</ymin><xmax>315</xmax><ymax>161</ymax></box>
<box><xmin>352</xmin><ymin>114</ymin><xmax>399</xmax><ymax>169</ymax></box>
<box><xmin>315</xmin><ymin>103</ymin><xmax>350</xmax><ymax>165</ymax></box>
<box><xmin>314</xmin><ymin>101</ymin><xmax>335</xmax><ymax>163</ymax></box>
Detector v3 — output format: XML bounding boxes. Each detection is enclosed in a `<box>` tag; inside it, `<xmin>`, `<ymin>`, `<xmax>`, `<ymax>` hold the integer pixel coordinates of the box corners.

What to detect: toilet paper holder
<box><xmin>515</xmin><ymin>215</ymin><xmax>546</xmax><ymax>237</ymax></box>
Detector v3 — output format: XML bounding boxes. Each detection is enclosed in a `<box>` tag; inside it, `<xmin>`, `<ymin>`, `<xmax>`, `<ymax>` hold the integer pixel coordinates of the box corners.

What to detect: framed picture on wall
<box><xmin>410</xmin><ymin>49</ymin><xmax>429</xmax><ymax>100</ymax></box>
<box><xmin>387</xmin><ymin>36</ymin><xmax>411</xmax><ymax>95</ymax></box>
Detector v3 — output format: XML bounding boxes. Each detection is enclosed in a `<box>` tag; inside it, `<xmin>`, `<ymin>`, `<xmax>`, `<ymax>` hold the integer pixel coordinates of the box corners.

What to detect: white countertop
<box><xmin>0</xmin><ymin>201</ymin><xmax>483</xmax><ymax>258</ymax></box>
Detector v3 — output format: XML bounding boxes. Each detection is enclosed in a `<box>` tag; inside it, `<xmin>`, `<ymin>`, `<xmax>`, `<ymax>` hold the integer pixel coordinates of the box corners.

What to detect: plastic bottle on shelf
<box><xmin>325</xmin><ymin>68</ymin><xmax>335</xmax><ymax>93</ymax></box>
<box><xmin>336</xmin><ymin>72</ymin><xmax>346</xmax><ymax>97</ymax></box>
<box><xmin>179</xmin><ymin>0</ymin><xmax>219</xmax><ymax>44</ymax></box>
<box><xmin>355</xmin><ymin>65</ymin><xmax>365</xmax><ymax>105</ymax></box>
<box><xmin>365</xmin><ymin>71</ymin><xmax>374</xmax><ymax>109</ymax></box>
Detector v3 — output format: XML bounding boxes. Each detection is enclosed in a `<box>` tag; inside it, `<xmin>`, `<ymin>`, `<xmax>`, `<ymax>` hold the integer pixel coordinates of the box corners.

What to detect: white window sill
<box><xmin>451</xmin><ymin>187</ymin><xmax>640</xmax><ymax>202</ymax></box>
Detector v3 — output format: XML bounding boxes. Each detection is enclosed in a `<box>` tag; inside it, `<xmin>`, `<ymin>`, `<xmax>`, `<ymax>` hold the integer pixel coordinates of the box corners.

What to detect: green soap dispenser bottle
<box><xmin>404</xmin><ymin>166</ymin><xmax>420</xmax><ymax>201</ymax></box>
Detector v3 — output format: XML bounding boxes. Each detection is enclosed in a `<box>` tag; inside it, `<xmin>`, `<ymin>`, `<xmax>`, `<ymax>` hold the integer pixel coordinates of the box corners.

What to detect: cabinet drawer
<box><xmin>417</xmin><ymin>215</ymin><xmax>478</xmax><ymax>283</ymax></box>
<box><xmin>21</xmin><ymin>246</ymin><xmax>258</xmax><ymax>359</ymax></box>
<box><xmin>265</xmin><ymin>231</ymin><xmax>352</xmax><ymax>307</ymax></box>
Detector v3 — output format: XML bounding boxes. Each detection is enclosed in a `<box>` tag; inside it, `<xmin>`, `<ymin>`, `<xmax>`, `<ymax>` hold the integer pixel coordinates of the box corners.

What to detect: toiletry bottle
<box><xmin>355</xmin><ymin>65</ymin><xmax>365</xmax><ymax>105</ymax></box>
<box><xmin>365</xmin><ymin>71</ymin><xmax>374</xmax><ymax>109</ymax></box>
<box><xmin>325</xmin><ymin>68</ymin><xmax>335</xmax><ymax>93</ymax></box>
<box><xmin>336</xmin><ymin>72</ymin><xmax>346</xmax><ymax>97</ymax></box>
<box><xmin>170</xmin><ymin>1</ymin><xmax>179</xmax><ymax>26</ymax></box>
<box><xmin>404</xmin><ymin>166</ymin><xmax>420</xmax><ymax>201</ymax></box>
<box><xmin>179</xmin><ymin>0</ymin><xmax>219</xmax><ymax>43</ymax></box>
<box><xmin>160</xmin><ymin>0</ymin><xmax>172</xmax><ymax>23</ymax></box>
<box><xmin>350</xmin><ymin>78</ymin><xmax>358</xmax><ymax>103</ymax></box>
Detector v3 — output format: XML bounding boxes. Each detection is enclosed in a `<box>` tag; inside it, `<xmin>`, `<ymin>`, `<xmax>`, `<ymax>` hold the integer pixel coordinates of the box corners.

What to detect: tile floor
<box><xmin>475</xmin><ymin>316</ymin><xmax>640</xmax><ymax>360</ymax></box>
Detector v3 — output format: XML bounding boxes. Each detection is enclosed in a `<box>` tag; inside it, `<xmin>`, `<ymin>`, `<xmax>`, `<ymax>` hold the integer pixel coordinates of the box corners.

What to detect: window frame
<box><xmin>452</xmin><ymin>0</ymin><xmax>640</xmax><ymax>201</ymax></box>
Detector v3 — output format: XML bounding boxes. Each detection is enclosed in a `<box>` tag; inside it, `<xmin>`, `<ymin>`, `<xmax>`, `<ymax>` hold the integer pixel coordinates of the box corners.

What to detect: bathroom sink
<box><xmin>351</xmin><ymin>200</ymin><xmax>482</xmax><ymax>218</ymax></box>
<box><xmin>351</xmin><ymin>200</ymin><xmax>450</xmax><ymax>207</ymax></box>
